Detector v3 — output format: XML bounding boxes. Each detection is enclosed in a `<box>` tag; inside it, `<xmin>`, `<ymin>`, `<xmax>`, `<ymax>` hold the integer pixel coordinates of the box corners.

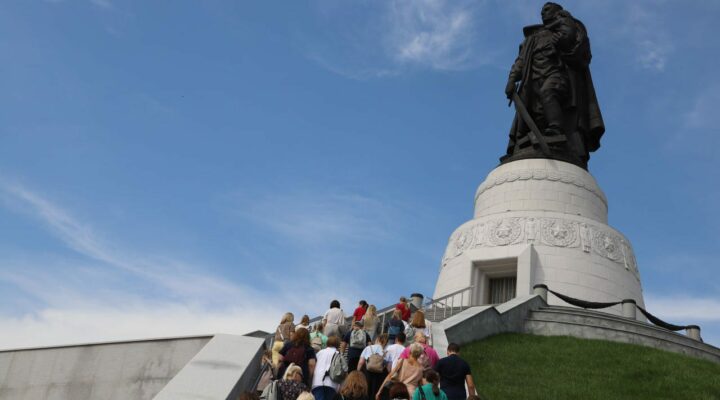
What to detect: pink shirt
<box><xmin>399</xmin><ymin>343</ymin><xmax>440</xmax><ymax>367</ymax></box>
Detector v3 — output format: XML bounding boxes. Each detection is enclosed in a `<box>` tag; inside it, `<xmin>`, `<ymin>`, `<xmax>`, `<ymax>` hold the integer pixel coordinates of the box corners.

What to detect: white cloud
<box><xmin>0</xmin><ymin>182</ymin><xmax>372</xmax><ymax>349</ymax></box>
<box><xmin>622</xmin><ymin>4</ymin><xmax>673</xmax><ymax>72</ymax></box>
<box><xmin>385</xmin><ymin>0</ymin><xmax>476</xmax><ymax>70</ymax></box>
<box><xmin>0</xmin><ymin>303</ymin><xmax>278</xmax><ymax>351</ymax></box>
<box><xmin>304</xmin><ymin>0</ymin><xmax>496</xmax><ymax>79</ymax></box>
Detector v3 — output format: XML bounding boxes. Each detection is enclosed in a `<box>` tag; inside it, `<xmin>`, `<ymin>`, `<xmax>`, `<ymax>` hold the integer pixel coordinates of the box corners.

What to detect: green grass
<box><xmin>463</xmin><ymin>333</ymin><xmax>720</xmax><ymax>400</ymax></box>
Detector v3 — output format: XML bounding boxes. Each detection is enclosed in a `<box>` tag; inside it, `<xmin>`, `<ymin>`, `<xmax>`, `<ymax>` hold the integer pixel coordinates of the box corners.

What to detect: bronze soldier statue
<box><xmin>501</xmin><ymin>2</ymin><xmax>604</xmax><ymax>170</ymax></box>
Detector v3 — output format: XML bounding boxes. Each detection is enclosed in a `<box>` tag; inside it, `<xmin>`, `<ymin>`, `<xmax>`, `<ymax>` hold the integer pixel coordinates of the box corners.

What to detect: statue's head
<box><xmin>541</xmin><ymin>2</ymin><xmax>563</xmax><ymax>24</ymax></box>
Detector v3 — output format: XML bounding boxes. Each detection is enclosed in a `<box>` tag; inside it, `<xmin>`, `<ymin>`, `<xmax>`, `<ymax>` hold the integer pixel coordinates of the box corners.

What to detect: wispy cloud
<box><xmin>0</xmin><ymin>181</ymin><xmax>376</xmax><ymax>348</ymax></box>
<box><xmin>233</xmin><ymin>191</ymin><xmax>398</xmax><ymax>246</ymax></box>
<box><xmin>384</xmin><ymin>0</ymin><xmax>476</xmax><ymax>70</ymax></box>
<box><xmin>304</xmin><ymin>0</ymin><xmax>496</xmax><ymax>79</ymax></box>
<box><xmin>621</xmin><ymin>4</ymin><xmax>673</xmax><ymax>72</ymax></box>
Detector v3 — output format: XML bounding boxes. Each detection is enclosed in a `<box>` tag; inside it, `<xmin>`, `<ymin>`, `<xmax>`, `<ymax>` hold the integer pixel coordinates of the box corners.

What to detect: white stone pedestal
<box><xmin>433</xmin><ymin>159</ymin><xmax>645</xmax><ymax>319</ymax></box>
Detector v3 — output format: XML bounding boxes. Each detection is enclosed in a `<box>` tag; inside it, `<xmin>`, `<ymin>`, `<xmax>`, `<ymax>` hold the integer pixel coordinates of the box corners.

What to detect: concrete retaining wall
<box><xmin>0</xmin><ymin>336</ymin><xmax>211</xmax><ymax>400</ymax></box>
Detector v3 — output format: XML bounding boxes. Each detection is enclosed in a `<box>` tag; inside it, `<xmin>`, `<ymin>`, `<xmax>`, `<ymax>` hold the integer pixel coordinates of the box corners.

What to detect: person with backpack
<box><xmin>312</xmin><ymin>336</ymin><xmax>345</xmax><ymax>400</ymax></box>
<box><xmin>278</xmin><ymin>364</ymin><xmax>310</xmax><ymax>400</ymax></box>
<box><xmin>432</xmin><ymin>343</ymin><xmax>476</xmax><ymax>400</ymax></box>
<box><xmin>323</xmin><ymin>300</ymin><xmax>347</xmax><ymax>338</ymax></box>
<box><xmin>386</xmin><ymin>310</ymin><xmax>405</xmax><ymax>345</ymax></box>
<box><xmin>279</xmin><ymin>328</ymin><xmax>317</xmax><ymax>386</ymax></box>
<box><xmin>411</xmin><ymin>370</ymin><xmax>447</xmax><ymax>400</ymax></box>
<box><xmin>274</xmin><ymin>312</ymin><xmax>296</xmax><ymax>367</ymax></box>
<box><xmin>362</xmin><ymin>305</ymin><xmax>380</xmax><ymax>342</ymax></box>
<box><xmin>376</xmin><ymin>343</ymin><xmax>425</xmax><ymax>400</ymax></box>
<box><xmin>311</xmin><ymin>322</ymin><xmax>329</xmax><ymax>352</ymax></box>
<box><xmin>357</xmin><ymin>333</ymin><xmax>389</xmax><ymax>400</ymax></box>
<box><xmin>398</xmin><ymin>332</ymin><xmax>439</xmax><ymax>370</ymax></box>
<box><xmin>341</xmin><ymin>321</ymin><xmax>371</xmax><ymax>372</ymax></box>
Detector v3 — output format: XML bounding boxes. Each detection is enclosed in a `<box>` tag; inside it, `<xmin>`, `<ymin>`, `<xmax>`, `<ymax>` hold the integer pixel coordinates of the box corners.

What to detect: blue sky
<box><xmin>1</xmin><ymin>0</ymin><xmax>719</xmax><ymax>348</ymax></box>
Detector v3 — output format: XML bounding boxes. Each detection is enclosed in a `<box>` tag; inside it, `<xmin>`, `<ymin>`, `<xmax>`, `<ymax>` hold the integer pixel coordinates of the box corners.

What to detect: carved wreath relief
<box><xmin>442</xmin><ymin>216</ymin><xmax>638</xmax><ymax>273</ymax></box>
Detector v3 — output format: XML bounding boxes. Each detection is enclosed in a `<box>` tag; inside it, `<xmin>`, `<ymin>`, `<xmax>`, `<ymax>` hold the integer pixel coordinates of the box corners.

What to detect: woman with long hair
<box><xmin>278</xmin><ymin>363</ymin><xmax>309</xmax><ymax>400</ymax></box>
<box><xmin>334</xmin><ymin>371</ymin><xmax>369</xmax><ymax>400</ymax></box>
<box><xmin>297</xmin><ymin>315</ymin><xmax>311</xmax><ymax>331</ymax></box>
<box><xmin>375</xmin><ymin>344</ymin><xmax>424</xmax><ymax>400</ymax></box>
<box><xmin>357</xmin><ymin>334</ymin><xmax>388</xmax><ymax>399</ymax></box>
<box><xmin>411</xmin><ymin>370</ymin><xmax>447</xmax><ymax>400</ymax></box>
<box><xmin>273</xmin><ymin>312</ymin><xmax>295</xmax><ymax>367</ymax></box>
<box><xmin>406</xmin><ymin>310</ymin><xmax>431</xmax><ymax>345</ymax></box>
<box><xmin>278</xmin><ymin>328</ymin><xmax>317</xmax><ymax>386</ymax></box>
<box><xmin>362</xmin><ymin>305</ymin><xmax>379</xmax><ymax>341</ymax></box>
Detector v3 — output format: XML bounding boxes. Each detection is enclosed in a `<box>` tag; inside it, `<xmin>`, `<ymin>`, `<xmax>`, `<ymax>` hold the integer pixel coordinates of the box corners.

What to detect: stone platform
<box><xmin>434</xmin><ymin>159</ymin><xmax>645</xmax><ymax>318</ymax></box>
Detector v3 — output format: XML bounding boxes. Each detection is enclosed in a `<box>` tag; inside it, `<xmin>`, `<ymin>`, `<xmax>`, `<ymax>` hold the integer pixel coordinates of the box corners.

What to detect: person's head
<box><xmin>280</xmin><ymin>312</ymin><xmax>294</xmax><ymax>325</ymax></box>
<box><xmin>300</xmin><ymin>315</ymin><xmax>310</xmax><ymax>325</ymax></box>
<box><xmin>314</xmin><ymin>321</ymin><xmax>324</xmax><ymax>333</ymax></box>
<box><xmin>447</xmin><ymin>343</ymin><xmax>460</xmax><ymax>355</ymax></box>
<box><xmin>340</xmin><ymin>371</ymin><xmax>368</xmax><ymax>398</ymax></box>
<box><xmin>414</xmin><ymin>331</ymin><xmax>427</xmax><ymax>344</ymax></box>
<box><xmin>376</xmin><ymin>333</ymin><xmax>388</xmax><ymax>347</ymax></box>
<box><xmin>326</xmin><ymin>335</ymin><xmax>340</xmax><ymax>349</ymax></box>
<box><xmin>392</xmin><ymin>309</ymin><xmax>402</xmax><ymax>320</ymax></box>
<box><xmin>292</xmin><ymin>327</ymin><xmax>310</xmax><ymax>347</ymax></box>
<box><xmin>353</xmin><ymin>320</ymin><xmax>363</xmax><ymax>330</ymax></box>
<box><xmin>423</xmin><ymin>370</ymin><xmax>441</xmax><ymax>396</ymax></box>
<box><xmin>296</xmin><ymin>392</ymin><xmax>314</xmax><ymax>400</ymax></box>
<box><xmin>283</xmin><ymin>363</ymin><xmax>303</xmax><ymax>382</ymax></box>
<box><xmin>359</xmin><ymin>300</ymin><xmax>368</xmax><ymax>309</ymax></box>
<box><xmin>388</xmin><ymin>382</ymin><xmax>410</xmax><ymax>400</ymax></box>
<box><xmin>330</xmin><ymin>300</ymin><xmax>341</xmax><ymax>309</ymax></box>
<box><xmin>541</xmin><ymin>2</ymin><xmax>563</xmax><ymax>24</ymax></box>
<box><xmin>409</xmin><ymin>343</ymin><xmax>424</xmax><ymax>360</ymax></box>
<box><xmin>395</xmin><ymin>331</ymin><xmax>406</xmax><ymax>345</ymax></box>
<box><xmin>365</xmin><ymin>305</ymin><xmax>377</xmax><ymax>318</ymax></box>
<box><xmin>410</xmin><ymin>310</ymin><xmax>426</xmax><ymax>328</ymax></box>
<box><xmin>399</xmin><ymin>296</ymin><xmax>407</xmax><ymax>304</ymax></box>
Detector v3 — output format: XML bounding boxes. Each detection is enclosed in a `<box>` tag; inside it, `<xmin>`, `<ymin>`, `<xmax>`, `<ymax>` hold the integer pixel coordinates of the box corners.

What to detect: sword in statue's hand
<box><xmin>508</xmin><ymin>89</ymin><xmax>551</xmax><ymax>156</ymax></box>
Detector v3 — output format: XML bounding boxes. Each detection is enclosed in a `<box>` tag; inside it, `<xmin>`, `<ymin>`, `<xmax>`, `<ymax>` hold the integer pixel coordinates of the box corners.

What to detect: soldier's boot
<box><xmin>541</xmin><ymin>96</ymin><xmax>564</xmax><ymax>137</ymax></box>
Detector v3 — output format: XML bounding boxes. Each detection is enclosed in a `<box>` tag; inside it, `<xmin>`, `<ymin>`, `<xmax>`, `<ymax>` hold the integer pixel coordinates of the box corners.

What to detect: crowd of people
<box><xmin>251</xmin><ymin>297</ymin><xmax>478</xmax><ymax>400</ymax></box>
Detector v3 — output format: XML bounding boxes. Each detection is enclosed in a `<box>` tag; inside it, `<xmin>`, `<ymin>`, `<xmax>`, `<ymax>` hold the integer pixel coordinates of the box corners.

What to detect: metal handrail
<box><xmin>423</xmin><ymin>286</ymin><xmax>475</xmax><ymax>320</ymax></box>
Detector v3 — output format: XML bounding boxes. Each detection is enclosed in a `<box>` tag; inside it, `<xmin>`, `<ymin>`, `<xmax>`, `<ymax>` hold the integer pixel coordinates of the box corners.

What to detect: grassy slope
<box><xmin>463</xmin><ymin>333</ymin><xmax>720</xmax><ymax>400</ymax></box>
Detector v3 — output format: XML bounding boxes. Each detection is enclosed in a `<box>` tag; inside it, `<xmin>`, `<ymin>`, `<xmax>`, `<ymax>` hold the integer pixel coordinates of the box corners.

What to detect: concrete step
<box><xmin>525</xmin><ymin>306</ymin><xmax>720</xmax><ymax>363</ymax></box>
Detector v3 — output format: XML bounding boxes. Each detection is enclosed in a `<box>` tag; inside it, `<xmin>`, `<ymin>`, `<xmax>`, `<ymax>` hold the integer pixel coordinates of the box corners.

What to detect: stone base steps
<box><xmin>524</xmin><ymin>305</ymin><xmax>720</xmax><ymax>363</ymax></box>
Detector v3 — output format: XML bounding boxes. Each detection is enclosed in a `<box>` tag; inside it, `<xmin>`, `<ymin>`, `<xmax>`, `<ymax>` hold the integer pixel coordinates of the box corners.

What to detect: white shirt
<box><xmin>323</xmin><ymin>308</ymin><xmax>346</xmax><ymax>325</ymax></box>
<box><xmin>384</xmin><ymin>343</ymin><xmax>405</xmax><ymax>370</ymax></box>
<box><xmin>360</xmin><ymin>344</ymin><xmax>384</xmax><ymax>360</ymax></box>
<box><xmin>312</xmin><ymin>347</ymin><xmax>341</xmax><ymax>390</ymax></box>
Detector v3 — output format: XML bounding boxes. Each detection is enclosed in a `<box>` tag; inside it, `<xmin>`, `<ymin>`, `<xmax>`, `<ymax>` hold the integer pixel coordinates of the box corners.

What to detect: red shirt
<box><xmin>396</xmin><ymin>303</ymin><xmax>411</xmax><ymax>321</ymax></box>
<box><xmin>353</xmin><ymin>306</ymin><xmax>366</xmax><ymax>321</ymax></box>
